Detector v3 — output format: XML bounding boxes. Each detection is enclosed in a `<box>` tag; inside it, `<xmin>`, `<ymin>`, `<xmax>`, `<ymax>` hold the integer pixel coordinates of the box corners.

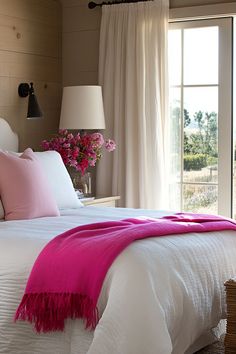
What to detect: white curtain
<box><xmin>97</xmin><ymin>0</ymin><xmax>169</xmax><ymax>209</ymax></box>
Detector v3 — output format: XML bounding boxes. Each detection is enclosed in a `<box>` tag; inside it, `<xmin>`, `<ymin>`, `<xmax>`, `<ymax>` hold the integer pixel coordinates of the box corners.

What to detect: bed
<box><xmin>0</xmin><ymin>118</ymin><xmax>235</xmax><ymax>354</ymax></box>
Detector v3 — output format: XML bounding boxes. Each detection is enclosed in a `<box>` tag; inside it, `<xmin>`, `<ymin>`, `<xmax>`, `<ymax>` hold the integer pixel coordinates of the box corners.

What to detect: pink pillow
<box><xmin>0</xmin><ymin>148</ymin><xmax>59</xmax><ymax>221</ymax></box>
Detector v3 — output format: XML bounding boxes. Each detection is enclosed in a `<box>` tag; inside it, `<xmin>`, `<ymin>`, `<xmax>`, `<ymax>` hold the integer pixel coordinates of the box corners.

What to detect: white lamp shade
<box><xmin>59</xmin><ymin>86</ymin><xmax>106</xmax><ymax>130</ymax></box>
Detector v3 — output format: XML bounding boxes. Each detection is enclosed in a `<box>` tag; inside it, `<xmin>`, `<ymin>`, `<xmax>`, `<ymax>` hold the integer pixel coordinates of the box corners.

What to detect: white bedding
<box><xmin>0</xmin><ymin>206</ymin><xmax>236</xmax><ymax>354</ymax></box>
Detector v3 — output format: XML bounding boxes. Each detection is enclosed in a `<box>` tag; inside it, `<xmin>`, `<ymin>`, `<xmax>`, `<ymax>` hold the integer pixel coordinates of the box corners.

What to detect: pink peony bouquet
<box><xmin>41</xmin><ymin>130</ymin><xmax>116</xmax><ymax>175</ymax></box>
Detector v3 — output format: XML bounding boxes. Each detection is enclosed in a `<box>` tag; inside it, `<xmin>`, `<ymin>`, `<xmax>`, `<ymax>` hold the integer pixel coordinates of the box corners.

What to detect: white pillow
<box><xmin>34</xmin><ymin>151</ymin><xmax>83</xmax><ymax>209</ymax></box>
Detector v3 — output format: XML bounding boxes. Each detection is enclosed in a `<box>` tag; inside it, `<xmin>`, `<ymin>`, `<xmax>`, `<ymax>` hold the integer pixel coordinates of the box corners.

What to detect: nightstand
<box><xmin>81</xmin><ymin>196</ymin><xmax>120</xmax><ymax>207</ymax></box>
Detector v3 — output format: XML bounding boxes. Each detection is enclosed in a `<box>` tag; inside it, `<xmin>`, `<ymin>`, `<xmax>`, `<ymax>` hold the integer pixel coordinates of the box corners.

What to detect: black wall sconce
<box><xmin>18</xmin><ymin>82</ymin><xmax>43</xmax><ymax>119</ymax></box>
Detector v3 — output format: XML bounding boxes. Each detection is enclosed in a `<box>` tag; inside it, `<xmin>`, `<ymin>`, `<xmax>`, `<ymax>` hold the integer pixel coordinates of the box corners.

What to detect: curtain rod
<box><xmin>88</xmin><ymin>0</ymin><xmax>152</xmax><ymax>9</ymax></box>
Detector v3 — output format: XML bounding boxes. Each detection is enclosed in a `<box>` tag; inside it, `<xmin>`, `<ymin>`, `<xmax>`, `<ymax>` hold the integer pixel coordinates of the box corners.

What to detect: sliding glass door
<box><xmin>168</xmin><ymin>18</ymin><xmax>233</xmax><ymax>217</ymax></box>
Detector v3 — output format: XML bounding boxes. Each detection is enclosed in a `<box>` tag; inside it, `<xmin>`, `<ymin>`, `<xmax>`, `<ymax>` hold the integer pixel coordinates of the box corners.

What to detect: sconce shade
<box><xmin>18</xmin><ymin>82</ymin><xmax>43</xmax><ymax>119</ymax></box>
<box><xmin>59</xmin><ymin>86</ymin><xmax>106</xmax><ymax>130</ymax></box>
<box><xmin>27</xmin><ymin>93</ymin><xmax>43</xmax><ymax>118</ymax></box>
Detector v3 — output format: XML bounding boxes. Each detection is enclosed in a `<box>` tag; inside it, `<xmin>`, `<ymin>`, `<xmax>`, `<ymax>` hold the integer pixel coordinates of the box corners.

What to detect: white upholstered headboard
<box><xmin>0</xmin><ymin>118</ymin><xmax>18</xmax><ymax>152</ymax></box>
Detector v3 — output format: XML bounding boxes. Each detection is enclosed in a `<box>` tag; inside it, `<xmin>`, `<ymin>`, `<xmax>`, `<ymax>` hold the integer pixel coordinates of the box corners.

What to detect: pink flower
<box><xmin>63</xmin><ymin>143</ymin><xmax>71</xmax><ymax>148</ymax></box>
<box><xmin>70</xmin><ymin>159</ymin><xmax>78</xmax><ymax>168</ymax></box>
<box><xmin>41</xmin><ymin>140</ymin><xmax>50</xmax><ymax>150</ymax></box>
<box><xmin>67</xmin><ymin>133</ymin><xmax>74</xmax><ymax>141</ymax></box>
<box><xmin>59</xmin><ymin>129</ymin><xmax>68</xmax><ymax>136</ymax></box>
<box><xmin>89</xmin><ymin>159</ymin><xmax>96</xmax><ymax>167</ymax></box>
<box><xmin>91</xmin><ymin>132</ymin><xmax>104</xmax><ymax>146</ymax></box>
<box><xmin>72</xmin><ymin>148</ymin><xmax>79</xmax><ymax>159</ymax></box>
<box><xmin>41</xmin><ymin>131</ymin><xmax>116</xmax><ymax>175</ymax></box>
<box><xmin>105</xmin><ymin>139</ymin><xmax>116</xmax><ymax>152</ymax></box>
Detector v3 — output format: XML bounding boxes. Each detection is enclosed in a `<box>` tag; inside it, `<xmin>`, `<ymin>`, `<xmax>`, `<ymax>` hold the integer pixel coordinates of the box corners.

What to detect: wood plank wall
<box><xmin>62</xmin><ymin>0</ymin><xmax>100</xmax><ymax>86</ymax></box>
<box><xmin>0</xmin><ymin>0</ymin><xmax>62</xmax><ymax>151</ymax></box>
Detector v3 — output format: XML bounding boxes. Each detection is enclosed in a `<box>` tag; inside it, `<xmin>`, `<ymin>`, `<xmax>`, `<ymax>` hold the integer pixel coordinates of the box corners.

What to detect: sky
<box><xmin>169</xmin><ymin>26</ymin><xmax>219</xmax><ymax>118</ymax></box>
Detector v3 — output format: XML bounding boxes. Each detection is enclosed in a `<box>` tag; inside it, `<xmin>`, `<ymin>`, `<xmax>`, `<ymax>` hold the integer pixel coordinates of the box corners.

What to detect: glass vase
<box><xmin>80</xmin><ymin>172</ymin><xmax>92</xmax><ymax>197</ymax></box>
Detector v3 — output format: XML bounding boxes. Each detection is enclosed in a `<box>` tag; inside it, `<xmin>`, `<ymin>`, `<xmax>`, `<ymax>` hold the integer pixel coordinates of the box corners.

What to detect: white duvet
<box><xmin>0</xmin><ymin>206</ymin><xmax>236</xmax><ymax>354</ymax></box>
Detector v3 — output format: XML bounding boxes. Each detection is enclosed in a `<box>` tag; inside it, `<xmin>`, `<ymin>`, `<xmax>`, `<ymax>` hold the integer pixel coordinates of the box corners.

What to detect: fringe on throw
<box><xmin>14</xmin><ymin>293</ymin><xmax>99</xmax><ymax>332</ymax></box>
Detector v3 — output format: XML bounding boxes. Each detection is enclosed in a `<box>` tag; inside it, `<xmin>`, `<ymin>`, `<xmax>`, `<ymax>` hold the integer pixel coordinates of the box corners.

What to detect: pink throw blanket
<box><xmin>15</xmin><ymin>213</ymin><xmax>236</xmax><ymax>332</ymax></box>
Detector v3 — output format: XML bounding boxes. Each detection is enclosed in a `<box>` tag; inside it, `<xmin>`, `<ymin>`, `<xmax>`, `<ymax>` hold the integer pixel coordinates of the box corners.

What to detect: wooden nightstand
<box><xmin>81</xmin><ymin>196</ymin><xmax>120</xmax><ymax>207</ymax></box>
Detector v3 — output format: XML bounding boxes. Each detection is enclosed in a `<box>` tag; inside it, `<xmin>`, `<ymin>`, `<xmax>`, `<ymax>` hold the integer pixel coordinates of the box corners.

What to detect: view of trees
<box><xmin>172</xmin><ymin>107</ymin><xmax>218</xmax><ymax>171</ymax></box>
<box><xmin>170</xmin><ymin>105</ymin><xmax>218</xmax><ymax>213</ymax></box>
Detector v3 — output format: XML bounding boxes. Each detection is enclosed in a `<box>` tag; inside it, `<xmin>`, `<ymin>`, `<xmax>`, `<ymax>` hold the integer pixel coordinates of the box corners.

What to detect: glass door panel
<box><xmin>169</xmin><ymin>18</ymin><xmax>232</xmax><ymax>216</ymax></box>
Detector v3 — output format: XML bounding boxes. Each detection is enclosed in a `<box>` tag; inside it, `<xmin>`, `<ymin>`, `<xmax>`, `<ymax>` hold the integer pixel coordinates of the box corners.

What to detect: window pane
<box><xmin>168</xmin><ymin>30</ymin><xmax>181</xmax><ymax>86</ymax></box>
<box><xmin>183</xmin><ymin>184</ymin><xmax>218</xmax><ymax>214</ymax></box>
<box><xmin>184</xmin><ymin>27</ymin><xmax>218</xmax><ymax>85</ymax></box>
<box><xmin>183</xmin><ymin>87</ymin><xmax>218</xmax><ymax>183</ymax></box>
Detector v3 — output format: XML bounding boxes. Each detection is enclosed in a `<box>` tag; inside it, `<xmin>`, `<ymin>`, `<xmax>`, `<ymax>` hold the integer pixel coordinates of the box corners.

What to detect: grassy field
<box><xmin>182</xmin><ymin>164</ymin><xmax>236</xmax><ymax>218</ymax></box>
<box><xmin>182</xmin><ymin>166</ymin><xmax>218</xmax><ymax>214</ymax></box>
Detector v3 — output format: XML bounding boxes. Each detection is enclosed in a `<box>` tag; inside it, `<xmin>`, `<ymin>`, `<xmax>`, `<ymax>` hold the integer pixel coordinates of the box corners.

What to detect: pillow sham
<box><xmin>33</xmin><ymin>151</ymin><xmax>83</xmax><ymax>209</ymax></box>
<box><xmin>0</xmin><ymin>148</ymin><xmax>60</xmax><ymax>221</ymax></box>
